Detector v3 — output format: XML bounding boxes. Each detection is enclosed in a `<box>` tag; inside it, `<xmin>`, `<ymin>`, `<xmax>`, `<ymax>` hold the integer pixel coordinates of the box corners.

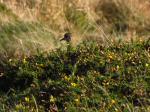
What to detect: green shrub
<box><xmin>0</xmin><ymin>39</ymin><xmax>150</xmax><ymax>111</ymax></box>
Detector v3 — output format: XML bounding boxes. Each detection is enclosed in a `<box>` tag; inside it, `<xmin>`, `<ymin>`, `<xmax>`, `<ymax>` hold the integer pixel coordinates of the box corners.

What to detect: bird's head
<box><xmin>60</xmin><ymin>32</ymin><xmax>72</xmax><ymax>42</ymax></box>
<box><xmin>64</xmin><ymin>32</ymin><xmax>71</xmax><ymax>38</ymax></box>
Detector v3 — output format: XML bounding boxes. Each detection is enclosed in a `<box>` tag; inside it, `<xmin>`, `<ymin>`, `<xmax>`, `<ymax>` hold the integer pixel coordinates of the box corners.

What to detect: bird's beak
<box><xmin>60</xmin><ymin>38</ymin><xmax>64</xmax><ymax>41</ymax></box>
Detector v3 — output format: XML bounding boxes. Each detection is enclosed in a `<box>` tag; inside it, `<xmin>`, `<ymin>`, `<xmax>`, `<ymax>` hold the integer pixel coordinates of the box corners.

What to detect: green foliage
<box><xmin>0</xmin><ymin>40</ymin><xmax>150</xmax><ymax>111</ymax></box>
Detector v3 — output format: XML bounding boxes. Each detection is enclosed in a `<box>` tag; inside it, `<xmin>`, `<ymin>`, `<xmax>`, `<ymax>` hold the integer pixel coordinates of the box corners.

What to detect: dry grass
<box><xmin>0</xmin><ymin>0</ymin><xmax>150</xmax><ymax>56</ymax></box>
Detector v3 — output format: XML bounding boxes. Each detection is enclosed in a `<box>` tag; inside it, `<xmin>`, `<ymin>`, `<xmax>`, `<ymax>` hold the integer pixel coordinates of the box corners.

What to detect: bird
<box><xmin>60</xmin><ymin>33</ymin><xmax>71</xmax><ymax>42</ymax></box>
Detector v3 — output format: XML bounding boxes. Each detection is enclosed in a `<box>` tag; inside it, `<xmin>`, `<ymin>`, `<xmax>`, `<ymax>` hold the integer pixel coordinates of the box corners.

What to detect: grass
<box><xmin>0</xmin><ymin>20</ymin><xmax>58</xmax><ymax>58</ymax></box>
<box><xmin>0</xmin><ymin>0</ymin><xmax>150</xmax><ymax>56</ymax></box>
<box><xmin>0</xmin><ymin>39</ymin><xmax>150</xmax><ymax>111</ymax></box>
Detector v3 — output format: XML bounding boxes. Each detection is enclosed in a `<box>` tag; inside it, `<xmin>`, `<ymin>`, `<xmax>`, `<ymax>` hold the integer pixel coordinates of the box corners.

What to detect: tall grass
<box><xmin>0</xmin><ymin>0</ymin><xmax>150</xmax><ymax>56</ymax></box>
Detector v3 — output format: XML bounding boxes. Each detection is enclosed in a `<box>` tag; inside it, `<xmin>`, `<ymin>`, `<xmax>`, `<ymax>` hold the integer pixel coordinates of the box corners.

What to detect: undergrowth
<box><xmin>0</xmin><ymin>39</ymin><xmax>150</xmax><ymax>112</ymax></box>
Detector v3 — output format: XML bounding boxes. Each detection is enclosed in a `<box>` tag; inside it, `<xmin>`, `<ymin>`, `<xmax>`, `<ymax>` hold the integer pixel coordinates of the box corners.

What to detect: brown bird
<box><xmin>60</xmin><ymin>33</ymin><xmax>71</xmax><ymax>42</ymax></box>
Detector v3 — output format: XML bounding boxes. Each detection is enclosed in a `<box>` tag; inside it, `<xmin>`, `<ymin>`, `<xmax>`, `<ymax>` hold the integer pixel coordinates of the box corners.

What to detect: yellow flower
<box><xmin>39</xmin><ymin>64</ymin><xmax>44</xmax><ymax>67</ymax></box>
<box><xmin>116</xmin><ymin>65</ymin><xmax>119</xmax><ymax>70</ymax></box>
<box><xmin>74</xmin><ymin>97</ymin><xmax>80</xmax><ymax>105</ymax></box>
<box><xmin>15</xmin><ymin>103</ymin><xmax>25</xmax><ymax>110</ymax></box>
<box><xmin>111</xmin><ymin>99</ymin><xmax>116</xmax><ymax>104</ymax></box>
<box><xmin>145</xmin><ymin>63</ymin><xmax>149</xmax><ymax>67</ymax></box>
<box><xmin>115</xmin><ymin>108</ymin><xmax>118</xmax><ymax>112</ymax></box>
<box><xmin>71</xmin><ymin>82</ymin><xmax>77</xmax><ymax>87</ymax></box>
<box><xmin>64</xmin><ymin>76</ymin><xmax>70</xmax><ymax>81</ymax></box>
<box><xmin>108</xmin><ymin>54</ymin><xmax>113</xmax><ymax>59</ymax></box>
<box><xmin>23</xmin><ymin>58</ymin><xmax>27</xmax><ymax>64</ymax></box>
<box><xmin>25</xmin><ymin>97</ymin><xmax>30</xmax><ymax>102</ymax></box>
<box><xmin>106</xmin><ymin>82</ymin><xmax>109</xmax><ymax>85</ymax></box>
<box><xmin>50</xmin><ymin>95</ymin><xmax>56</xmax><ymax>102</ymax></box>
<box><xmin>74</xmin><ymin>98</ymin><xmax>79</xmax><ymax>102</ymax></box>
<box><xmin>9</xmin><ymin>59</ymin><xmax>12</xmax><ymax>62</ymax></box>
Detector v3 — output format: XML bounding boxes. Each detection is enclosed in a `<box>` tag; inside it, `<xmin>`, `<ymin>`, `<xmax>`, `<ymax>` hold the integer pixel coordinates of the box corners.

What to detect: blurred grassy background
<box><xmin>0</xmin><ymin>0</ymin><xmax>150</xmax><ymax>57</ymax></box>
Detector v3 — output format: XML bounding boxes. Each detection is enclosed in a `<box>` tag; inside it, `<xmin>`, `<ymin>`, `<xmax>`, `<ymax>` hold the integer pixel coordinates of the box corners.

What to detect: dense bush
<box><xmin>0</xmin><ymin>39</ymin><xmax>150</xmax><ymax>111</ymax></box>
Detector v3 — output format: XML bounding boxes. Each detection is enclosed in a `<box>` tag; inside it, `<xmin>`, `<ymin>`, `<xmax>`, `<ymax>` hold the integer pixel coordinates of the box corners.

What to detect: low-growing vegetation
<box><xmin>0</xmin><ymin>39</ymin><xmax>150</xmax><ymax>111</ymax></box>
